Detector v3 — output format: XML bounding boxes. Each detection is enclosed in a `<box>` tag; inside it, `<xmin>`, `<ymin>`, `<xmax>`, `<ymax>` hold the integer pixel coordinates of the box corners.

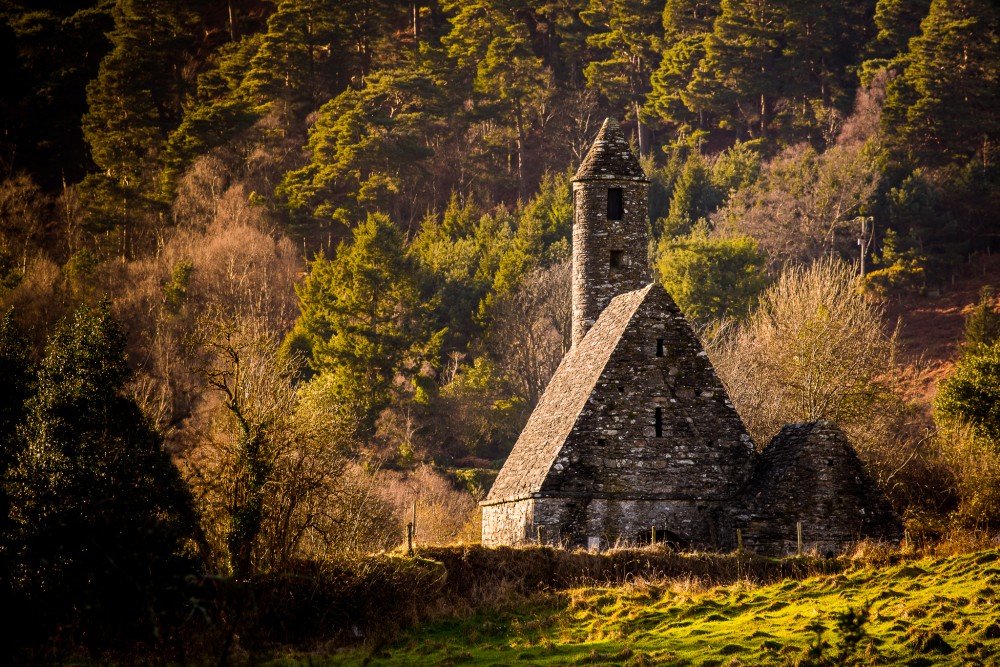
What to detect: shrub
<box><xmin>935</xmin><ymin>342</ymin><xmax>1000</xmax><ymax>445</ymax></box>
<box><xmin>655</xmin><ymin>228</ymin><xmax>769</xmax><ymax>323</ymax></box>
<box><xmin>8</xmin><ymin>302</ymin><xmax>199</xmax><ymax>651</ymax></box>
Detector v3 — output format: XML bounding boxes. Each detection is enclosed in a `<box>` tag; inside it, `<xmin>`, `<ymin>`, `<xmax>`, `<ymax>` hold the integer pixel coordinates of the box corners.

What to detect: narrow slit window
<box><xmin>654</xmin><ymin>407</ymin><xmax>663</xmax><ymax>437</ymax></box>
<box><xmin>610</xmin><ymin>249</ymin><xmax>624</xmax><ymax>270</ymax></box>
<box><xmin>607</xmin><ymin>187</ymin><xmax>623</xmax><ymax>220</ymax></box>
<box><xmin>656</xmin><ymin>338</ymin><xmax>664</xmax><ymax>357</ymax></box>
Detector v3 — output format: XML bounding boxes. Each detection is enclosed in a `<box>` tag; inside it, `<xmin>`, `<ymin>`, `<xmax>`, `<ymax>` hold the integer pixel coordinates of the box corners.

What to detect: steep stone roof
<box><xmin>484</xmin><ymin>285</ymin><xmax>654</xmax><ymax>504</ymax></box>
<box><xmin>485</xmin><ymin>281</ymin><xmax>755</xmax><ymax>505</ymax></box>
<box><xmin>573</xmin><ymin>118</ymin><xmax>647</xmax><ymax>182</ymax></box>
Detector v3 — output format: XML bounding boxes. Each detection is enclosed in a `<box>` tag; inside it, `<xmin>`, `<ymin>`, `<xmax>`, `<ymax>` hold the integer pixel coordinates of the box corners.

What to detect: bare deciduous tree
<box><xmin>0</xmin><ymin>174</ymin><xmax>51</xmax><ymax>274</ymax></box>
<box><xmin>707</xmin><ymin>259</ymin><xmax>909</xmax><ymax>483</ymax></box>
<box><xmin>489</xmin><ymin>258</ymin><xmax>572</xmax><ymax>406</ymax></box>
<box><xmin>184</xmin><ymin>312</ymin><xmax>300</xmax><ymax>577</ymax></box>
<box><xmin>714</xmin><ymin>82</ymin><xmax>884</xmax><ymax>267</ymax></box>
<box><xmin>180</xmin><ymin>309</ymin><xmax>401</xmax><ymax>573</ymax></box>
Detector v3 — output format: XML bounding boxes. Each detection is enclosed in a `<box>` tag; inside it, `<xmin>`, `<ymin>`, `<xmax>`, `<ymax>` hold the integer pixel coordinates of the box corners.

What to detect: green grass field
<box><xmin>325</xmin><ymin>548</ymin><xmax>1000</xmax><ymax>666</ymax></box>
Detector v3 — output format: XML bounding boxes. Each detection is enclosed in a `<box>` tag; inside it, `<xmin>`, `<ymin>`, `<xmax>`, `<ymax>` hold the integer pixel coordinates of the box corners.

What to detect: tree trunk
<box><xmin>515</xmin><ymin>98</ymin><xmax>526</xmax><ymax>200</ymax></box>
<box><xmin>634</xmin><ymin>100</ymin><xmax>649</xmax><ymax>157</ymax></box>
<box><xmin>760</xmin><ymin>93</ymin><xmax>769</xmax><ymax>139</ymax></box>
<box><xmin>228</xmin><ymin>1</ymin><xmax>237</xmax><ymax>41</ymax></box>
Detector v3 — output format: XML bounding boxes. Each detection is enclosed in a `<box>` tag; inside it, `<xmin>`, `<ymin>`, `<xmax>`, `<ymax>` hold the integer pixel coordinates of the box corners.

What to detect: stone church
<box><xmin>481</xmin><ymin>118</ymin><xmax>902</xmax><ymax>555</ymax></box>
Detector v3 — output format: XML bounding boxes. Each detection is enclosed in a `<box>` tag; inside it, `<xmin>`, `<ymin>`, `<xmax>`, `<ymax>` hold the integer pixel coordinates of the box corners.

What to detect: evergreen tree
<box><xmin>683</xmin><ymin>0</ymin><xmax>785</xmax><ymax>139</ymax></box>
<box><xmin>581</xmin><ymin>0</ymin><xmax>665</xmax><ymax>155</ymax></box>
<box><xmin>9</xmin><ymin>302</ymin><xmax>197</xmax><ymax>647</ymax></box>
<box><xmin>646</xmin><ymin>0</ymin><xmax>719</xmax><ymax>131</ymax></box>
<box><xmin>442</xmin><ymin>0</ymin><xmax>552</xmax><ymax>197</ymax></box>
<box><xmin>287</xmin><ymin>214</ymin><xmax>425</xmax><ymax>438</ymax></box>
<box><xmin>656</xmin><ymin>229</ymin><xmax>768</xmax><ymax>322</ymax></box>
<box><xmin>936</xmin><ymin>342</ymin><xmax>1000</xmax><ymax>447</ymax></box>
<box><xmin>0</xmin><ymin>309</ymin><xmax>33</xmax><ymax>484</ymax></box>
<box><xmin>278</xmin><ymin>65</ymin><xmax>446</xmax><ymax>228</ymax></box>
<box><xmin>240</xmin><ymin>0</ymin><xmax>352</xmax><ymax>114</ymax></box>
<box><xmin>865</xmin><ymin>0</ymin><xmax>932</xmax><ymax>71</ymax></box>
<box><xmin>662</xmin><ymin>153</ymin><xmax>720</xmax><ymax>238</ymax></box>
<box><xmin>1</xmin><ymin>3</ymin><xmax>114</xmax><ymax>187</ymax></box>
<box><xmin>159</xmin><ymin>36</ymin><xmax>263</xmax><ymax>196</ymax></box>
<box><xmin>964</xmin><ymin>286</ymin><xmax>1000</xmax><ymax>354</ymax></box>
<box><xmin>0</xmin><ymin>310</ymin><xmax>34</xmax><ymax>620</ymax></box>
<box><xmin>781</xmin><ymin>0</ymin><xmax>874</xmax><ymax>122</ymax></box>
<box><xmin>884</xmin><ymin>0</ymin><xmax>1000</xmax><ymax>167</ymax></box>
<box><xmin>82</xmin><ymin>0</ymin><xmax>197</xmax><ymax>195</ymax></box>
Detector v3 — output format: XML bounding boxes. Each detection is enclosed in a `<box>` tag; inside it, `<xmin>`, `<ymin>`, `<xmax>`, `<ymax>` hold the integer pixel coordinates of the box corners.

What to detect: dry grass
<box><xmin>375</xmin><ymin>465</ymin><xmax>481</xmax><ymax>547</ymax></box>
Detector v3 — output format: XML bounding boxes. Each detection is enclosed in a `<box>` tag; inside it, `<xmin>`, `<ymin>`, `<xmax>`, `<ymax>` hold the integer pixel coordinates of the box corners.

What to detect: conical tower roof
<box><xmin>573</xmin><ymin>117</ymin><xmax>647</xmax><ymax>182</ymax></box>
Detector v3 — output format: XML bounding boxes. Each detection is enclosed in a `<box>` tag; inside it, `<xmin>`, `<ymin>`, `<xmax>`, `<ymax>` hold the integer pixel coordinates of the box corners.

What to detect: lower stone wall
<box><xmin>738</xmin><ymin>519</ymin><xmax>882</xmax><ymax>557</ymax></box>
<box><xmin>481</xmin><ymin>499</ymin><xmax>535</xmax><ymax>546</ymax></box>
<box><xmin>532</xmin><ymin>496</ymin><xmax>734</xmax><ymax>550</ymax></box>
<box><xmin>481</xmin><ymin>494</ymin><xmax>893</xmax><ymax>554</ymax></box>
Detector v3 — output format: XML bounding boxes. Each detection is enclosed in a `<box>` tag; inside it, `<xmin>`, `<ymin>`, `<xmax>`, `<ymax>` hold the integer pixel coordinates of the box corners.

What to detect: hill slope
<box><xmin>334</xmin><ymin>549</ymin><xmax>1000</xmax><ymax>666</ymax></box>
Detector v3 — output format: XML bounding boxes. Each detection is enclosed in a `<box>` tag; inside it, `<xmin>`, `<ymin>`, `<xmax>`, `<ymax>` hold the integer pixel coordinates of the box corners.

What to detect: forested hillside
<box><xmin>2</xmin><ymin>0</ymin><xmax>1000</xmax><ymax>658</ymax></box>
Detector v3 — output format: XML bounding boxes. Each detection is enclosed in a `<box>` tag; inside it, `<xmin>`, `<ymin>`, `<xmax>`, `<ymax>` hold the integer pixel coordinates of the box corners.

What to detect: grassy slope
<box><xmin>327</xmin><ymin>549</ymin><xmax>1000</xmax><ymax>666</ymax></box>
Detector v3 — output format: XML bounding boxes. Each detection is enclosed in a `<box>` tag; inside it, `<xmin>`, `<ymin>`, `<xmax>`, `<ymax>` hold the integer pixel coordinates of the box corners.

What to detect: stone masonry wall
<box><xmin>737</xmin><ymin>421</ymin><xmax>903</xmax><ymax>556</ymax></box>
<box><xmin>540</xmin><ymin>284</ymin><xmax>756</xmax><ymax>548</ymax></box>
<box><xmin>481</xmin><ymin>499</ymin><xmax>534</xmax><ymax>547</ymax></box>
<box><xmin>533</xmin><ymin>497</ymin><xmax>731</xmax><ymax>549</ymax></box>
<box><xmin>571</xmin><ymin>179</ymin><xmax>649</xmax><ymax>347</ymax></box>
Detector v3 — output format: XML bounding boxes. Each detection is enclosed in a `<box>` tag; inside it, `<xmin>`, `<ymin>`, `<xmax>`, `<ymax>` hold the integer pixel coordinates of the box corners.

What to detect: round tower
<box><xmin>571</xmin><ymin>117</ymin><xmax>650</xmax><ymax>347</ymax></box>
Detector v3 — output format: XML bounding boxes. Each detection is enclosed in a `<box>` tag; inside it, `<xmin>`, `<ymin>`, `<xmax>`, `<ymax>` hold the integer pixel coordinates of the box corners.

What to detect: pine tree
<box><xmin>82</xmin><ymin>0</ymin><xmax>196</xmax><ymax>194</ymax></box>
<box><xmin>581</xmin><ymin>0</ymin><xmax>665</xmax><ymax>155</ymax></box>
<box><xmin>866</xmin><ymin>0</ymin><xmax>932</xmax><ymax>67</ymax></box>
<box><xmin>781</xmin><ymin>0</ymin><xmax>874</xmax><ymax>121</ymax></box>
<box><xmin>683</xmin><ymin>0</ymin><xmax>785</xmax><ymax>139</ymax></box>
<box><xmin>1</xmin><ymin>4</ymin><xmax>114</xmax><ymax>186</ymax></box>
<box><xmin>964</xmin><ymin>286</ymin><xmax>1000</xmax><ymax>354</ymax></box>
<box><xmin>240</xmin><ymin>0</ymin><xmax>351</xmax><ymax>114</ymax></box>
<box><xmin>646</xmin><ymin>0</ymin><xmax>719</xmax><ymax>131</ymax></box>
<box><xmin>884</xmin><ymin>0</ymin><xmax>1000</xmax><ymax>167</ymax></box>
<box><xmin>288</xmin><ymin>214</ymin><xmax>424</xmax><ymax>438</ymax></box>
<box><xmin>277</xmin><ymin>65</ymin><xmax>445</xmax><ymax>228</ymax></box>
<box><xmin>662</xmin><ymin>153</ymin><xmax>720</xmax><ymax>238</ymax></box>
<box><xmin>159</xmin><ymin>36</ymin><xmax>263</xmax><ymax>196</ymax></box>
<box><xmin>442</xmin><ymin>0</ymin><xmax>552</xmax><ymax>197</ymax></box>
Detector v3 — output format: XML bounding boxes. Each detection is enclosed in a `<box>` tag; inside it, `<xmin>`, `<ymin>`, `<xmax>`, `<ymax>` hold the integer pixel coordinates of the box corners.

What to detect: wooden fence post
<box><xmin>796</xmin><ymin>521</ymin><xmax>803</xmax><ymax>557</ymax></box>
<box><xmin>411</xmin><ymin>500</ymin><xmax>417</xmax><ymax>549</ymax></box>
<box><xmin>737</xmin><ymin>528</ymin><xmax>743</xmax><ymax>553</ymax></box>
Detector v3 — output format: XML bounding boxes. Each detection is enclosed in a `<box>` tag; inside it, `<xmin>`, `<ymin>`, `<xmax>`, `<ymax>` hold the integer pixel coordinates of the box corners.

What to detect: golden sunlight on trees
<box><xmin>708</xmin><ymin>259</ymin><xmax>910</xmax><ymax>482</ymax></box>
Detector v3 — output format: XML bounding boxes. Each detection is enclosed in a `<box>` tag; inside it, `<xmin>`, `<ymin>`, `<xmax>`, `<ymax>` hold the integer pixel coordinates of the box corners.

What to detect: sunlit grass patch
<box><xmin>325</xmin><ymin>548</ymin><xmax>1000</xmax><ymax>666</ymax></box>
